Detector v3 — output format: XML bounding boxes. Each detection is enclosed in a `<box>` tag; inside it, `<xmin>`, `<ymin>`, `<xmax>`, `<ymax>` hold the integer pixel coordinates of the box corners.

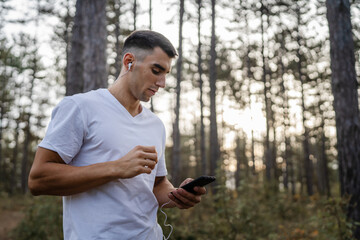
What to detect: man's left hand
<box><xmin>167</xmin><ymin>178</ymin><xmax>207</xmax><ymax>209</ymax></box>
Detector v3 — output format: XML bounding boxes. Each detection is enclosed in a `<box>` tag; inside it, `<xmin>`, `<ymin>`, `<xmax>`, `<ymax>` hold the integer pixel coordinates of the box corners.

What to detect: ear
<box><xmin>122</xmin><ymin>53</ymin><xmax>135</xmax><ymax>70</ymax></box>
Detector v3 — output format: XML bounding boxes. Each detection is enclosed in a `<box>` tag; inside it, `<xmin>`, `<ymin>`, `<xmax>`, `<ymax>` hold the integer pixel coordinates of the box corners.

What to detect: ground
<box><xmin>0</xmin><ymin>195</ymin><xmax>28</xmax><ymax>240</ymax></box>
<box><xmin>0</xmin><ymin>209</ymin><xmax>24</xmax><ymax>240</ymax></box>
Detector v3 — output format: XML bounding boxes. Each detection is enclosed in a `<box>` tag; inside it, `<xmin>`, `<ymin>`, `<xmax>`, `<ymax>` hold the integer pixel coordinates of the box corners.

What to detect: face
<box><xmin>129</xmin><ymin>47</ymin><xmax>172</xmax><ymax>102</ymax></box>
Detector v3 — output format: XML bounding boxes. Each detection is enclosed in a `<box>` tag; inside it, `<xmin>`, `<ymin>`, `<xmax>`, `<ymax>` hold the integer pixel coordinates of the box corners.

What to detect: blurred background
<box><xmin>0</xmin><ymin>0</ymin><xmax>360</xmax><ymax>239</ymax></box>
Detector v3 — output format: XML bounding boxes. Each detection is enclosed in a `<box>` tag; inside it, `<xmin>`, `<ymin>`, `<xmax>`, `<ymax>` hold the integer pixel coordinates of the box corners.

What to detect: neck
<box><xmin>108</xmin><ymin>77</ymin><xmax>142</xmax><ymax>117</ymax></box>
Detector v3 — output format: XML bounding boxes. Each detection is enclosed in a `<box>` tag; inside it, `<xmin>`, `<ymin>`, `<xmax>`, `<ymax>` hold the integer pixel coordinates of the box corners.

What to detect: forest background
<box><xmin>0</xmin><ymin>0</ymin><xmax>360</xmax><ymax>239</ymax></box>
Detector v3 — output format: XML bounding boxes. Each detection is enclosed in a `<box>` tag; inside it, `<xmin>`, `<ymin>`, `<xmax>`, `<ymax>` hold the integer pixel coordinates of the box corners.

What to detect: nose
<box><xmin>156</xmin><ymin>76</ymin><xmax>166</xmax><ymax>88</ymax></box>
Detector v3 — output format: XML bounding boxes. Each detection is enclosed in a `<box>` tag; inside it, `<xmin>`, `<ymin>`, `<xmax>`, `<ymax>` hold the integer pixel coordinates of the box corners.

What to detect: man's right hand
<box><xmin>112</xmin><ymin>145</ymin><xmax>158</xmax><ymax>178</ymax></box>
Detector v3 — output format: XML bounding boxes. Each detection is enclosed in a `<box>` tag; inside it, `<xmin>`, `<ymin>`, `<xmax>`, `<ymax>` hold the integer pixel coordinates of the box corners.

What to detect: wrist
<box><xmin>104</xmin><ymin>161</ymin><xmax>121</xmax><ymax>180</ymax></box>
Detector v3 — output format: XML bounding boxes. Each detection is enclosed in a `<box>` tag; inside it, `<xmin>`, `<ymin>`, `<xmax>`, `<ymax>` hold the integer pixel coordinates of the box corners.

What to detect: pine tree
<box><xmin>196</xmin><ymin>0</ymin><xmax>206</xmax><ymax>176</ymax></box>
<box><xmin>0</xmin><ymin>38</ymin><xmax>18</xmax><ymax>190</ymax></box>
<box><xmin>294</xmin><ymin>1</ymin><xmax>314</xmax><ymax>196</ymax></box>
<box><xmin>209</xmin><ymin>0</ymin><xmax>220</xmax><ymax>186</ymax></box>
<box><xmin>171</xmin><ymin>0</ymin><xmax>184</xmax><ymax>187</ymax></box>
<box><xmin>326</xmin><ymin>0</ymin><xmax>360</xmax><ymax>237</ymax></box>
<box><xmin>66</xmin><ymin>0</ymin><xmax>107</xmax><ymax>95</ymax></box>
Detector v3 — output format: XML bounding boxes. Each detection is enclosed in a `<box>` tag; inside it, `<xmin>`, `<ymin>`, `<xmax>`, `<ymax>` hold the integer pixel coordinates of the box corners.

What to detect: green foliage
<box><xmin>159</xmin><ymin>178</ymin><xmax>358</xmax><ymax>240</ymax></box>
<box><xmin>10</xmin><ymin>196</ymin><xmax>63</xmax><ymax>240</ymax></box>
<box><xmin>6</xmin><ymin>182</ymin><xmax>359</xmax><ymax>240</ymax></box>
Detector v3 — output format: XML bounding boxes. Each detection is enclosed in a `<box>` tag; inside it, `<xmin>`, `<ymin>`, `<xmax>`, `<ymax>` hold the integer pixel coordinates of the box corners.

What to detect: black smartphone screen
<box><xmin>181</xmin><ymin>176</ymin><xmax>216</xmax><ymax>194</ymax></box>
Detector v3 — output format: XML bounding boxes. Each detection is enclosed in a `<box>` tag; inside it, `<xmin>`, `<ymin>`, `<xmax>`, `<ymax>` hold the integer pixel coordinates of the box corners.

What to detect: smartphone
<box><xmin>181</xmin><ymin>176</ymin><xmax>216</xmax><ymax>194</ymax></box>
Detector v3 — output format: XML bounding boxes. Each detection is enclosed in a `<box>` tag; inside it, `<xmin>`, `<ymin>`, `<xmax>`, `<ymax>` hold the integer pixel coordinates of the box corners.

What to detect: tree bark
<box><xmin>66</xmin><ymin>0</ymin><xmax>107</xmax><ymax>96</ymax></box>
<box><xmin>235</xmin><ymin>136</ymin><xmax>241</xmax><ymax>189</ymax></box>
<box><xmin>279</xmin><ymin>30</ymin><xmax>293</xmax><ymax>194</ymax></box>
<box><xmin>209</xmin><ymin>0</ymin><xmax>220</xmax><ymax>184</ymax></box>
<box><xmin>133</xmin><ymin>0</ymin><xmax>137</xmax><ymax>31</ymax></box>
<box><xmin>326</xmin><ymin>0</ymin><xmax>360</xmax><ymax>238</ymax></box>
<box><xmin>21</xmin><ymin>51</ymin><xmax>37</xmax><ymax>194</ymax></box>
<box><xmin>318</xmin><ymin>113</ymin><xmax>331</xmax><ymax>197</ymax></box>
<box><xmin>296</xmin><ymin>4</ymin><xmax>313</xmax><ymax>196</ymax></box>
<box><xmin>114</xmin><ymin>0</ymin><xmax>121</xmax><ymax>78</ymax></box>
<box><xmin>196</xmin><ymin>0</ymin><xmax>206</xmax><ymax>176</ymax></box>
<box><xmin>171</xmin><ymin>0</ymin><xmax>184</xmax><ymax>187</ymax></box>
<box><xmin>10</xmin><ymin>119</ymin><xmax>20</xmax><ymax>195</ymax></box>
<box><xmin>260</xmin><ymin>1</ymin><xmax>272</xmax><ymax>182</ymax></box>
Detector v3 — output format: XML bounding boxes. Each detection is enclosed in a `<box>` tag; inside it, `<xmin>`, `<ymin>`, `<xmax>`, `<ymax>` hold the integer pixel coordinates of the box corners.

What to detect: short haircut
<box><xmin>122</xmin><ymin>30</ymin><xmax>178</xmax><ymax>61</ymax></box>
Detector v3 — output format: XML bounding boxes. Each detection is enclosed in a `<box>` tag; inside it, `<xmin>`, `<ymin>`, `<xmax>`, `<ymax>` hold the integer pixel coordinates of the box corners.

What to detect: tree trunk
<box><xmin>247</xmin><ymin>40</ymin><xmax>256</xmax><ymax>175</ymax></box>
<box><xmin>0</xmin><ymin>48</ymin><xmax>11</xmax><ymax>184</ymax></box>
<box><xmin>21</xmin><ymin>45</ymin><xmax>37</xmax><ymax>194</ymax></box>
<box><xmin>320</xmin><ymin>115</ymin><xmax>331</xmax><ymax>197</ymax></box>
<box><xmin>0</xmin><ymin>71</ymin><xmax>5</xmax><ymax>183</ymax></box>
<box><xmin>149</xmin><ymin>0</ymin><xmax>154</xmax><ymax>112</ymax></box>
<box><xmin>260</xmin><ymin>1</ymin><xmax>272</xmax><ymax>182</ymax></box>
<box><xmin>171</xmin><ymin>0</ymin><xmax>184</xmax><ymax>187</ymax></box>
<box><xmin>250</xmin><ymin>129</ymin><xmax>256</xmax><ymax>175</ymax></box>
<box><xmin>21</xmin><ymin>120</ymin><xmax>31</xmax><ymax>194</ymax></box>
<box><xmin>326</xmin><ymin>0</ymin><xmax>360</xmax><ymax>238</ymax></box>
<box><xmin>235</xmin><ymin>136</ymin><xmax>241</xmax><ymax>189</ymax></box>
<box><xmin>149</xmin><ymin>0</ymin><xmax>152</xmax><ymax>30</ymax></box>
<box><xmin>209</xmin><ymin>0</ymin><xmax>220</xmax><ymax>184</ymax></box>
<box><xmin>296</xmin><ymin>4</ymin><xmax>313</xmax><ymax>196</ymax></box>
<box><xmin>279</xmin><ymin>30</ymin><xmax>293</xmax><ymax>193</ymax></box>
<box><xmin>66</xmin><ymin>0</ymin><xmax>107</xmax><ymax>96</ymax></box>
<box><xmin>197</xmin><ymin>0</ymin><xmax>206</xmax><ymax>176</ymax></box>
<box><xmin>114</xmin><ymin>0</ymin><xmax>121</xmax><ymax>78</ymax></box>
<box><xmin>316</xmin><ymin>96</ymin><xmax>331</xmax><ymax>197</ymax></box>
<box><xmin>10</xmin><ymin>119</ymin><xmax>20</xmax><ymax>195</ymax></box>
<box><xmin>64</xmin><ymin>0</ymin><xmax>72</xmax><ymax>87</ymax></box>
<box><xmin>133</xmin><ymin>0</ymin><xmax>137</xmax><ymax>31</ymax></box>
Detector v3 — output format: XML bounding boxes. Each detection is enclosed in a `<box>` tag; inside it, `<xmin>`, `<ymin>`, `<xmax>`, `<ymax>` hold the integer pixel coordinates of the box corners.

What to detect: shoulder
<box><xmin>55</xmin><ymin>89</ymin><xmax>108</xmax><ymax>113</ymax></box>
<box><xmin>143</xmin><ymin>107</ymin><xmax>165</xmax><ymax>126</ymax></box>
<box><xmin>52</xmin><ymin>89</ymin><xmax>107</xmax><ymax>121</ymax></box>
<box><xmin>66</xmin><ymin>89</ymin><xmax>106</xmax><ymax>105</ymax></box>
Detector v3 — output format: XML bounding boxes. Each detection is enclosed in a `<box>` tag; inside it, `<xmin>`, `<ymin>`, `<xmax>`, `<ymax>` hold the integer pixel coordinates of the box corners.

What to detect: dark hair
<box><xmin>122</xmin><ymin>30</ymin><xmax>177</xmax><ymax>59</ymax></box>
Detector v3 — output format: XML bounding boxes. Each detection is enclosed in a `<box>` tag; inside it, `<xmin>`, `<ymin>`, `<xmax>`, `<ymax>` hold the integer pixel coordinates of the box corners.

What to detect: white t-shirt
<box><xmin>39</xmin><ymin>89</ymin><xmax>168</xmax><ymax>240</ymax></box>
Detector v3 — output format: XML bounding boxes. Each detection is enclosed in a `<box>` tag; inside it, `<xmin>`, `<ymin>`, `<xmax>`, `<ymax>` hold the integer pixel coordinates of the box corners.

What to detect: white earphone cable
<box><xmin>160</xmin><ymin>200</ymin><xmax>173</xmax><ymax>240</ymax></box>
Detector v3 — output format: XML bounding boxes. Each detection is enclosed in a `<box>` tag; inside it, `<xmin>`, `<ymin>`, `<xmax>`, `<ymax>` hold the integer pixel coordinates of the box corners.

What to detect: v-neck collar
<box><xmin>102</xmin><ymin>89</ymin><xmax>146</xmax><ymax>121</ymax></box>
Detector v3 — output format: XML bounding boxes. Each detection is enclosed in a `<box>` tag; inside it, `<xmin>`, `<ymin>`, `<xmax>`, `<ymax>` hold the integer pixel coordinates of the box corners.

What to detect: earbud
<box><xmin>128</xmin><ymin>62</ymin><xmax>132</xmax><ymax>70</ymax></box>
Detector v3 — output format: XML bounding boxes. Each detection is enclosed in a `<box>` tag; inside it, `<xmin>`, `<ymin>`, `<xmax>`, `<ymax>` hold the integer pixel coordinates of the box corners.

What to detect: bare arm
<box><xmin>28</xmin><ymin>146</ymin><xmax>158</xmax><ymax>196</ymax></box>
<box><xmin>153</xmin><ymin>176</ymin><xmax>206</xmax><ymax>209</ymax></box>
<box><xmin>153</xmin><ymin>176</ymin><xmax>177</xmax><ymax>207</ymax></box>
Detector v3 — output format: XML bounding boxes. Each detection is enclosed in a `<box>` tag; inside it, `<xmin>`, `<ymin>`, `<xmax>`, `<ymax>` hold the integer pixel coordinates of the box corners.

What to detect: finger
<box><xmin>139</xmin><ymin>159</ymin><xmax>157</xmax><ymax>170</ymax></box>
<box><xmin>139</xmin><ymin>145</ymin><xmax>157</xmax><ymax>153</ymax></box>
<box><xmin>178</xmin><ymin>188</ymin><xmax>201</xmax><ymax>203</ymax></box>
<box><xmin>179</xmin><ymin>178</ymin><xmax>193</xmax><ymax>187</ymax></box>
<box><xmin>193</xmin><ymin>186</ymin><xmax>207</xmax><ymax>195</ymax></box>
<box><xmin>138</xmin><ymin>151</ymin><xmax>158</xmax><ymax>162</ymax></box>
<box><xmin>168</xmin><ymin>192</ymin><xmax>191</xmax><ymax>209</ymax></box>
<box><xmin>171</xmin><ymin>189</ymin><xmax>197</xmax><ymax>208</ymax></box>
<box><xmin>141</xmin><ymin>165</ymin><xmax>152</xmax><ymax>174</ymax></box>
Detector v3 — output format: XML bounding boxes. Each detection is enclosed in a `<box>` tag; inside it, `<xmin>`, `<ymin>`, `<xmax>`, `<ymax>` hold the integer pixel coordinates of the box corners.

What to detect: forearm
<box><xmin>29</xmin><ymin>161</ymin><xmax>117</xmax><ymax>196</ymax></box>
<box><xmin>153</xmin><ymin>176</ymin><xmax>177</xmax><ymax>208</ymax></box>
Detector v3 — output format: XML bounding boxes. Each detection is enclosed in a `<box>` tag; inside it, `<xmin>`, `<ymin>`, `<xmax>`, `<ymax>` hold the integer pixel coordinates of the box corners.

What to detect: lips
<box><xmin>148</xmin><ymin>88</ymin><xmax>157</xmax><ymax>96</ymax></box>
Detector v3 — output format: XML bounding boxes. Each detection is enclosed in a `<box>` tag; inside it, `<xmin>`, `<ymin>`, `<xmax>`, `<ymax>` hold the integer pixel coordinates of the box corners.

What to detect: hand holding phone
<box><xmin>181</xmin><ymin>176</ymin><xmax>216</xmax><ymax>194</ymax></box>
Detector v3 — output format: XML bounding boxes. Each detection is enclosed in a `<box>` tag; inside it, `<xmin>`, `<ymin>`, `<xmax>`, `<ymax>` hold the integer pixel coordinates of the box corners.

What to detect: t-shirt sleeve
<box><xmin>39</xmin><ymin>97</ymin><xmax>86</xmax><ymax>164</ymax></box>
<box><xmin>155</xmin><ymin>123</ymin><xmax>168</xmax><ymax>177</ymax></box>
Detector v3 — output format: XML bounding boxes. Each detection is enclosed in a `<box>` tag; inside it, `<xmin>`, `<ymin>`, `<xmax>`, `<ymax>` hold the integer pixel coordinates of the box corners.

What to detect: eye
<box><xmin>152</xmin><ymin>68</ymin><xmax>160</xmax><ymax>75</ymax></box>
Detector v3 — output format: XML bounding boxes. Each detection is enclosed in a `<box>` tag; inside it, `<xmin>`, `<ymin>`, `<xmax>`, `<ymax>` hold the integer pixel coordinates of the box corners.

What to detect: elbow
<box><xmin>28</xmin><ymin>173</ymin><xmax>43</xmax><ymax>196</ymax></box>
<box><xmin>29</xmin><ymin>187</ymin><xmax>41</xmax><ymax>196</ymax></box>
<box><xmin>28</xmin><ymin>180</ymin><xmax>40</xmax><ymax>196</ymax></box>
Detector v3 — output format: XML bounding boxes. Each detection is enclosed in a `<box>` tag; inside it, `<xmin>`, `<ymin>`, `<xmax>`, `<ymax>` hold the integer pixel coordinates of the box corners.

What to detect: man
<box><xmin>28</xmin><ymin>30</ymin><xmax>206</xmax><ymax>240</ymax></box>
